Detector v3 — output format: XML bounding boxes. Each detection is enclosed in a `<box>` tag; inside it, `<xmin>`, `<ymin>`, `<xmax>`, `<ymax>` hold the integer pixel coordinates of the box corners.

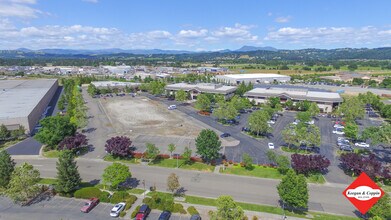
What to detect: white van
<box><xmin>168</xmin><ymin>105</ymin><xmax>177</xmax><ymax>110</ymax></box>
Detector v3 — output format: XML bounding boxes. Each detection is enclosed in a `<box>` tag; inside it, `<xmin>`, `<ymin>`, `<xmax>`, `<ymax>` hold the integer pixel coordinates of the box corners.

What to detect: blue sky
<box><xmin>1</xmin><ymin>0</ymin><xmax>391</xmax><ymax>50</ymax></box>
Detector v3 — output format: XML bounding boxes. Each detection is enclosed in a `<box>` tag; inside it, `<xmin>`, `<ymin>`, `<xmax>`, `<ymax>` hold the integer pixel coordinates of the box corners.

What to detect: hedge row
<box><xmin>74</xmin><ymin>187</ymin><xmax>102</xmax><ymax>199</ymax></box>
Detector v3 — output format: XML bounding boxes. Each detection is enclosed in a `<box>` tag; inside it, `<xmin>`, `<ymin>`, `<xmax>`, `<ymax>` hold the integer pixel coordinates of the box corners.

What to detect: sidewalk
<box><xmin>124</xmin><ymin>190</ymin><xmax>150</xmax><ymax>219</ymax></box>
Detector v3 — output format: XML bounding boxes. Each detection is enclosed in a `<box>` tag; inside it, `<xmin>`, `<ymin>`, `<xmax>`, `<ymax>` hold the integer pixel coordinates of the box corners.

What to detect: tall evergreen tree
<box><xmin>56</xmin><ymin>150</ymin><xmax>81</xmax><ymax>193</ymax></box>
<box><xmin>0</xmin><ymin>150</ymin><xmax>16</xmax><ymax>188</ymax></box>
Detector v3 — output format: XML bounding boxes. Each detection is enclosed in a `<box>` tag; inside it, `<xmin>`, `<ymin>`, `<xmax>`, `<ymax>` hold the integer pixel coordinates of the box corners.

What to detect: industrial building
<box><xmin>165</xmin><ymin>83</ymin><xmax>237</xmax><ymax>100</ymax></box>
<box><xmin>0</xmin><ymin>79</ymin><xmax>58</xmax><ymax>133</ymax></box>
<box><xmin>91</xmin><ymin>81</ymin><xmax>141</xmax><ymax>89</ymax></box>
<box><xmin>216</xmin><ymin>73</ymin><xmax>291</xmax><ymax>85</ymax></box>
<box><xmin>244</xmin><ymin>87</ymin><xmax>343</xmax><ymax>113</ymax></box>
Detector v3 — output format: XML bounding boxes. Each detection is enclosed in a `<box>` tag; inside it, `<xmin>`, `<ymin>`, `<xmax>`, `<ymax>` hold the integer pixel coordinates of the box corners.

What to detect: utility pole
<box><xmin>142</xmin><ymin>180</ymin><xmax>145</xmax><ymax>200</ymax></box>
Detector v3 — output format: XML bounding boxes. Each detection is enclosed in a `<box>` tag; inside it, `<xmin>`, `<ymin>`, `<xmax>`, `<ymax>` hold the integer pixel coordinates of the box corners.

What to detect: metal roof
<box><xmin>0</xmin><ymin>79</ymin><xmax>57</xmax><ymax>120</ymax></box>
<box><xmin>218</xmin><ymin>73</ymin><xmax>290</xmax><ymax>79</ymax></box>
<box><xmin>165</xmin><ymin>83</ymin><xmax>237</xmax><ymax>94</ymax></box>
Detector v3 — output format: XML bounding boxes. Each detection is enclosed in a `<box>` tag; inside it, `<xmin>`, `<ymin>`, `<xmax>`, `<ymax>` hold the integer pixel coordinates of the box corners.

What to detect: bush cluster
<box><xmin>125</xmin><ymin>195</ymin><xmax>137</xmax><ymax>210</ymax></box>
<box><xmin>142</xmin><ymin>193</ymin><xmax>174</xmax><ymax>211</ymax></box>
<box><xmin>119</xmin><ymin>211</ymin><xmax>126</xmax><ymax>217</ymax></box>
<box><xmin>73</xmin><ymin>187</ymin><xmax>102</xmax><ymax>199</ymax></box>
<box><xmin>187</xmin><ymin>206</ymin><xmax>199</xmax><ymax>215</ymax></box>
<box><xmin>173</xmin><ymin>203</ymin><xmax>186</xmax><ymax>214</ymax></box>
<box><xmin>99</xmin><ymin>191</ymin><xmax>111</xmax><ymax>203</ymax></box>
<box><xmin>131</xmin><ymin>205</ymin><xmax>141</xmax><ymax>218</ymax></box>
<box><xmin>110</xmin><ymin>191</ymin><xmax>131</xmax><ymax>204</ymax></box>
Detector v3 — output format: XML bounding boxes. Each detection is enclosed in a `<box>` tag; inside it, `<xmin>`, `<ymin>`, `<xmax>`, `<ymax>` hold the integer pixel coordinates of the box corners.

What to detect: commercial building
<box><xmin>0</xmin><ymin>79</ymin><xmax>59</xmax><ymax>133</ymax></box>
<box><xmin>216</xmin><ymin>73</ymin><xmax>291</xmax><ymax>85</ymax></box>
<box><xmin>91</xmin><ymin>81</ymin><xmax>141</xmax><ymax>89</ymax></box>
<box><xmin>244</xmin><ymin>87</ymin><xmax>343</xmax><ymax>113</ymax></box>
<box><xmin>165</xmin><ymin>83</ymin><xmax>237</xmax><ymax>100</ymax></box>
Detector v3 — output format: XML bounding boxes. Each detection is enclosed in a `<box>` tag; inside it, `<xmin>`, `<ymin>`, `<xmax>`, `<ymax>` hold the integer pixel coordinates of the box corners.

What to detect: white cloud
<box><xmin>82</xmin><ymin>0</ymin><xmax>98</xmax><ymax>3</ymax></box>
<box><xmin>265</xmin><ymin>26</ymin><xmax>391</xmax><ymax>47</ymax></box>
<box><xmin>274</xmin><ymin>16</ymin><xmax>292</xmax><ymax>23</ymax></box>
<box><xmin>177</xmin><ymin>29</ymin><xmax>208</xmax><ymax>38</ymax></box>
<box><xmin>0</xmin><ymin>0</ymin><xmax>40</xmax><ymax>18</ymax></box>
<box><xmin>212</xmin><ymin>23</ymin><xmax>258</xmax><ymax>42</ymax></box>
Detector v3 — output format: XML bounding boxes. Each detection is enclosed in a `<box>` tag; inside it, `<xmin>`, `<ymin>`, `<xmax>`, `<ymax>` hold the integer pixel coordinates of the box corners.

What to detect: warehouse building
<box><xmin>165</xmin><ymin>83</ymin><xmax>237</xmax><ymax>100</ymax></box>
<box><xmin>0</xmin><ymin>79</ymin><xmax>58</xmax><ymax>133</ymax></box>
<box><xmin>244</xmin><ymin>87</ymin><xmax>343</xmax><ymax>113</ymax></box>
<box><xmin>91</xmin><ymin>81</ymin><xmax>141</xmax><ymax>89</ymax></box>
<box><xmin>216</xmin><ymin>73</ymin><xmax>291</xmax><ymax>85</ymax></box>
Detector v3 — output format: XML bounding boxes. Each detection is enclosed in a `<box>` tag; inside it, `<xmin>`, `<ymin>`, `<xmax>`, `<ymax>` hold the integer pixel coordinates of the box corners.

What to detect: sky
<box><xmin>1</xmin><ymin>0</ymin><xmax>391</xmax><ymax>50</ymax></box>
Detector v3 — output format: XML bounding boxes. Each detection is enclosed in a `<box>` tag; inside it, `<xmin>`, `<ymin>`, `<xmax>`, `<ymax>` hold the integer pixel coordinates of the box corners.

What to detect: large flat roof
<box><xmin>0</xmin><ymin>79</ymin><xmax>57</xmax><ymax>120</ymax></box>
<box><xmin>219</xmin><ymin>73</ymin><xmax>290</xmax><ymax>79</ymax></box>
<box><xmin>166</xmin><ymin>83</ymin><xmax>237</xmax><ymax>94</ymax></box>
<box><xmin>244</xmin><ymin>87</ymin><xmax>343</xmax><ymax>102</ymax></box>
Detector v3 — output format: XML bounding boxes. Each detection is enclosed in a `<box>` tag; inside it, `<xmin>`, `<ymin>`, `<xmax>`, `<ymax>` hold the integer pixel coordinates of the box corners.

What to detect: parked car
<box><xmin>225</xmin><ymin>119</ymin><xmax>239</xmax><ymax>125</ymax></box>
<box><xmin>337</xmin><ymin>140</ymin><xmax>350</xmax><ymax>146</ymax></box>
<box><xmin>305</xmin><ymin>120</ymin><xmax>315</xmax><ymax>125</ymax></box>
<box><xmin>292</xmin><ymin>119</ymin><xmax>300</xmax><ymax>125</ymax></box>
<box><xmin>239</xmin><ymin>109</ymin><xmax>247</xmax><ymax>114</ymax></box>
<box><xmin>337</xmin><ymin>137</ymin><xmax>349</xmax><ymax>142</ymax></box>
<box><xmin>267</xmin><ymin>120</ymin><xmax>276</xmax><ymax>125</ymax></box>
<box><xmin>167</xmin><ymin>97</ymin><xmax>175</xmax><ymax>101</ymax></box>
<box><xmin>168</xmin><ymin>105</ymin><xmax>177</xmax><ymax>110</ymax></box>
<box><xmin>135</xmin><ymin>204</ymin><xmax>151</xmax><ymax>220</ymax></box>
<box><xmin>81</xmin><ymin>198</ymin><xmax>99</xmax><ymax>213</ymax></box>
<box><xmin>333</xmin><ymin>124</ymin><xmax>345</xmax><ymax>129</ymax></box>
<box><xmin>355</xmin><ymin>142</ymin><xmax>370</xmax><ymax>148</ymax></box>
<box><xmin>241</xmin><ymin>127</ymin><xmax>251</xmax><ymax>132</ymax></box>
<box><xmin>190</xmin><ymin>214</ymin><xmax>202</xmax><ymax>220</ymax></box>
<box><xmin>340</xmin><ymin>145</ymin><xmax>353</xmax><ymax>152</ymax></box>
<box><xmin>333</xmin><ymin>128</ymin><xmax>344</xmax><ymax>135</ymax></box>
<box><xmin>268</xmin><ymin>143</ymin><xmax>275</xmax><ymax>149</ymax></box>
<box><xmin>158</xmin><ymin>211</ymin><xmax>171</xmax><ymax>220</ymax></box>
<box><xmin>110</xmin><ymin>202</ymin><xmax>126</xmax><ymax>217</ymax></box>
<box><xmin>220</xmin><ymin>133</ymin><xmax>231</xmax><ymax>138</ymax></box>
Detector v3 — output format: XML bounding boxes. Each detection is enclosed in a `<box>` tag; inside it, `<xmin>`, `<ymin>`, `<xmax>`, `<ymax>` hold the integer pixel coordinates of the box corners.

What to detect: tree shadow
<box><xmin>81</xmin><ymin>128</ymin><xmax>96</xmax><ymax>133</ymax></box>
<box><xmin>175</xmin><ymin>187</ymin><xmax>187</xmax><ymax>197</ymax></box>
<box><xmin>118</xmin><ymin>177</ymin><xmax>140</xmax><ymax>189</ymax></box>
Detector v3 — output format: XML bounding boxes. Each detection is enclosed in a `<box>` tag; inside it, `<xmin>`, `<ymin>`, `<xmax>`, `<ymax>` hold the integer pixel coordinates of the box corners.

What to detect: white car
<box><xmin>268</xmin><ymin>143</ymin><xmax>275</xmax><ymax>149</ymax></box>
<box><xmin>333</xmin><ymin>129</ymin><xmax>345</xmax><ymax>135</ymax></box>
<box><xmin>292</xmin><ymin>120</ymin><xmax>300</xmax><ymax>125</ymax></box>
<box><xmin>168</xmin><ymin>105</ymin><xmax>177</xmax><ymax>110</ymax></box>
<box><xmin>267</xmin><ymin>120</ymin><xmax>275</xmax><ymax>125</ymax></box>
<box><xmin>110</xmin><ymin>202</ymin><xmax>126</xmax><ymax>217</ymax></box>
<box><xmin>305</xmin><ymin>120</ymin><xmax>315</xmax><ymax>125</ymax></box>
<box><xmin>355</xmin><ymin>142</ymin><xmax>370</xmax><ymax>148</ymax></box>
<box><xmin>337</xmin><ymin>137</ymin><xmax>349</xmax><ymax>142</ymax></box>
<box><xmin>333</xmin><ymin>124</ymin><xmax>345</xmax><ymax>129</ymax></box>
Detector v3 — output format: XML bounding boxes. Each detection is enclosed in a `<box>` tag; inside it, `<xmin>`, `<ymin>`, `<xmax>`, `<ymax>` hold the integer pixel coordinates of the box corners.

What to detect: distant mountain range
<box><xmin>1</xmin><ymin>46</ymin><xmax>391</xmax><ymax>60</ymax></box>
<box><xmin>12</xmin><ymin>45</ymin><xmax>278</xmax><ymax>55</ymax></box>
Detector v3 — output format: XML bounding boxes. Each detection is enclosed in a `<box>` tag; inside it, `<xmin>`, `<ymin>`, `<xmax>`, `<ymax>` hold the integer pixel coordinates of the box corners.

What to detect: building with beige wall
<box><xmin>0</xmin><ymin>79</ymin><xmax>58</xmax><ymax>133</ymax></box>
<box><xmin>165</xmin><ymin>83</ymin><xmax>237</xmax><ymax>100</ymax></box>
<box><xmin>244</xmin><ymin>87</ymin><xmax>343</xmax><ymax>113</ymax></box>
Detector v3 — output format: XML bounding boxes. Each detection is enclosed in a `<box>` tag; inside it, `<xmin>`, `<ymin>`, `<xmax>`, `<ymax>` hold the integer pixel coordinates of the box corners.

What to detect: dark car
<box><xmin>239</xmin><ymin>109</ymin><xmax>247</xmax><ymax>114</ymax></box>
<box><xmin>220</xmin><ymin>133</ymin><xmax>231</xmax><ymax>138</ymax></box>
<box><xmin>167</xmin><ymin>97</ymin><xmax>175</xmax><ymax>101</ymax></box>
<box><xmin>225</xmin><ymin>119</ymin><xmax>239</xmax><ymax>125</ymax></box>
<box><xmin>190</xmin><ymin>214</ymin><xmax>202</xmax><ymax>220</ymax></box>
<box><xmin>80</xmin><ymin>198</ymin><xmax>99</xmax><ymax>213</ymax></box>
<box><xmin>158</xmin><ymin>211</ymin><xmax>171</xmax><ymax>220</ymax></box>
<box><xmin>135</xmin><ymin>204</ymin><xmax>151</xmax><ymax>220</ymax></box>
<box><xmin>340</xmin><ymin>145</ymin><xmax>353</xmax><ymax>152</ymax></box>
<box><xmin>241</xmin><ymin>127</ymin><xmax>251</xmax><ymax>132</ymax></box>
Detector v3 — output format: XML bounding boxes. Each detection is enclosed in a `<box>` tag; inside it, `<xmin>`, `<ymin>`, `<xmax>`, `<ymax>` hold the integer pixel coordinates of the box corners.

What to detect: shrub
<box><xmin>291</xmin><ymin>154</ymin><xmax>330</xmax><ymax>175</ymax></box>
<box><xmin>119</xmin><ymin>211</ymin><xmax>126</xmax><ymax>218</ymax></box>
<box><xmin>125</xmin><ymin>195</ymin><xmax>137</xmax><ymax>210</ymax></box>
<box><xmin>243</xmin><ymin>216</ymin><xmax>249</xmax><ymax>220</ymax></box>
<box><xmin>158</xmin><ymin>154</ymin><xmax>170</xmax><ymax>159</ymax></box>
<box><xmin>132</xmin><ymin>152</ymin><xmax>145</xmax><ymax>159</ymax></box>
<box><xmin>252</xmin><ymin>216</ymin><xmax>259</xmax><ymax>220</ymax></box>
<box><xmin>131</xmin><ymin>205</ymin><xmax>140</xmax><ymax>218</ymax></box>
<box><xmin>190</xmin><ymin>157</ymin><xmax>203</xmax><ymax>163</ymax></box>
<box><xmin>110</xmin><ymin>191</ymin><xmax>131</xmax><ymax>204</ymax></box>
<box><xmin>187</xmin><ymin>206</ymin><xmax>199</xmax><ymax>215</ymax></box>
<box><xmin>74</xmin><ymin>187</ymin><xmax>102</xmax><ymax>199</ymax></box>
<box><xmin>99</xmin><ymin>191</ymin><xmax>111</xmax><ymax>203</ymax></box>
<box><xmin>173</xmin><ymin>203</ymin><xmax>186</xmax><ymax>214</ymax></box>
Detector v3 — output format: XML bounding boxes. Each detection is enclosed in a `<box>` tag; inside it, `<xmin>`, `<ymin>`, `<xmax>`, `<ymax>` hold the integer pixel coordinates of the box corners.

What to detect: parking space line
<box><xmin>59</xmin><ymin>199</ymin><xmax>74</xmax><ymax>210</ymax></box>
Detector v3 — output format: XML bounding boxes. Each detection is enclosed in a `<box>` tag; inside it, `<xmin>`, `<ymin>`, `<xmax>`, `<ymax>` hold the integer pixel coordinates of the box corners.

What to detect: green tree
<box><xmin>235</xmin><ymin>82</ymin><xmax>249</xmax><ymax>96</ymax></box>
<box><xmin>55</xmin><ymin>150</ymin><xmax>81</xmax><ymax>194</ymax></box>
<box><xmin>168</xmin><ymin>143</ymin><xmax>176</xmax><ymax>158</ymax></box>
<box><xmin>213</xmin><ymin>102</ymin><xmax>238</xmax><ymax>121</ymax></box>
<box><xmin>87</xmin><ymin>83</ymin><xmax>98</xmax><ymax>96</ymax></box>
<box><xmin>230</xmin><ymin>95</ymin><xmax>251</xmax><ymax>111</ymax></box>
<box><xmin>352</xmin><ymin>78</ymin><xmax>364</xmax><ymax>85</ymax></box>
<box><xmin>210</xmin><ymin>195</ymin><xmax>244</xmax><ymax>220</ymax></box>
<box><xmin>0</xmin><ymin>124</ymin><xmax>10</xmax><ymax>140</ymax></box>
<box><xmin>242</xmin><ymin>153</ymin><xmax>253</xmax><ymax>170</ymax></box>
<box><xmin>35</xmin><ymin>116</ymin><xmax>77</xmax><ymax>147</ymax></box>
<box><xmin>167</xmin><ymin>173</ymin><xmax>180</xmax><ymax>194</ymax></box>
<box><xmin>266</xmin><ymin>150</ymin><xmax>277</xmax><ymax>164</ymax></box>
<box><xmin>362</xmin><ymin>123</ymin><xmax>391</xmax><ymax>146</ymax></box>
<box><xmin>6</xmin><ymin>163</ymin><xmax>41</xmax><ymax>203</ymax></box>
<box><xmin>194</xmin><ymin>94</ymin><xmax>211</xmax><ymax>112</ymax></box>
<box><xmin>277</xmin><ymin>169</ymin><xmax>308</xmax><ymax>210</ymax></box>
<box><xmin>276</xmin><ymin>155</ymin><xmax>290</xmax><ymax>174</ymax></box>
<box><xmin>296</xmin><ymin>100</ymin><xmax>311</xmax><ymax>111</ymax></box>
<box><xmin>175</xmin><ymin>89</ymin><xmax>187</xmax><ymax>102</ymax></box>
<box><xmin>195</xmin><ymin>129</ymin><xmax>221</xmax><ymax>162</ymax></box>
<box><xmin>337</xmin><ymin>96</ymin><xmax>365</xmax><ymax>122</ymax></box>
<box><xmin>285</xmin><ymin>99</ymin><xmax>294</xmax><ymax>110</ymax></box>
<box><xmin>182</xmin><ymin>147</ymin><xmax>192</xmax><ymax>164</ymax></box>
<box><xmin>10</xmin><ymin>125</ymin><xmax>26</xmax><ymax>139</ymax></box>
<box><xmin>267</xmin><ymin>97</ymin><xmax>280</xmax><ymax>108</ymax></box>
<box><xmin>344</xmin><ymin>122</ymin><xmax>359</xmax><ymax>140</ymax></box>
<box><xmin>368</xmin><ymin>194</ymin><xmax>391</xmax><ymax>220</ymax></box>
<box><xmin>282</xmin><ymin>124</ymin><xmax>299</xmax><ymax>148</ymax></box>
<box><xmin>248</xmin><ymin>110</ymin><xmax>271</xmax><ymax>136</ymax></box>
<box><xmin>348</xmin><ymin>63</ymin><xmax>358</xmax><ymax>71</ymax></box>
<box><xmin>304</xmin><ymin>124</ymin><xmax>321</xmax><ymax>147</ymax></box>
<box><xmin>0</xmin><ymin>150</ymin><xmax>15</xmax><ymax>188</ymax></box>
<box><xmin>102</xmin><ymin>163</ymin><xmax>131</xmax><ymax>189</ymax></box>
<box><xmin>145</xmin><ymin>143</ymin><xmax>160</xmax><ymax>161</ymax></box>
<box><xmin>308</xmin><ymin>102</ymin><xmax>320</xmax><ymax>117</ymax></box>
<box><xmin>296</xmin><ymin>111</ymin><xmax>311</xmax><ymax>123</ymax></box>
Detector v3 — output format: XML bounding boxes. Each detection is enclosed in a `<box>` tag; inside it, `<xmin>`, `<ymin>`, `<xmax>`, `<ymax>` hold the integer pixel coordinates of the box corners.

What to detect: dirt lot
<box><xmin>102</xmin><ymin>96</ymin><xmax>203</xmax><ymax>138</ymax></box>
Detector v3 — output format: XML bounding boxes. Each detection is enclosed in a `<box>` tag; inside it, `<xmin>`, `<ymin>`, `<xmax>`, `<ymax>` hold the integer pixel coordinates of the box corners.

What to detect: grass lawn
<box><xmin>220</xmin><ymin>165</ymin><xmax>283</xmax><ymax>179</ymax></box>
<box><xmin>0</xmin><ymin>139</ymin><xmax>23</xmax><ymax>149</ymax></box>
<box><xmin>221</xmin><ymin>166</ymin><xmax>325</xmax><ymax>184</ymax></box>
<box><xmin>42</xmin><ymin>150</ymin><xmax>62</xmax><ymax>158</ymax></box>
<box><xmin>103</xmin><ymin>155</ymin><xmax>139</xmax><ymax>164</ymax></box>
<box><xmin>380</xmin><ymin>183</ymin><xmax>391</xmax><ymax>193</ymax></box>
<box><xmin>127</xmin><ymin>188</ymin><xmax>146</xmax><ymax>195</ymax></box>
<box><xmin>38</xmin><ymin>178</ymin><xmax>58</xmax><ymax>185</ymax></box>
<box><xmin>149</xmin><ymin>159</ymin><xmax>215</xmax><ymax>172</ymax></box>
<box><xmin>310</xmin><ymin>212</ymin><xmax>359</xmax><ymax>220</ymax></box>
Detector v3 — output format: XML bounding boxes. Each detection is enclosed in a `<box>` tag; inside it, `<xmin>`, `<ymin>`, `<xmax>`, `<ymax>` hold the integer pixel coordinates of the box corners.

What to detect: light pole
<box><xmin>176</xmin><ymin>152</ymin><xmax>179</xmax><ymax>168</ymax></box>
<box><xmin>142</xmin><ymin>180</ymin><xmax>145</xmax><ymax>200</ymax></box>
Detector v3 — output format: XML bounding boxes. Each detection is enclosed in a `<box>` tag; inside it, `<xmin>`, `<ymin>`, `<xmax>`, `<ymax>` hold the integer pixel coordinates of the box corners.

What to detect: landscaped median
<box><xmin>220</xmin><ymin>164</ymin><xmax>326</xmax><ymax>184</ymax></box>
<box><xmin>145</xmin><ymin>191</ymin><xmax>359</xmax><ymax>220</ymax></box>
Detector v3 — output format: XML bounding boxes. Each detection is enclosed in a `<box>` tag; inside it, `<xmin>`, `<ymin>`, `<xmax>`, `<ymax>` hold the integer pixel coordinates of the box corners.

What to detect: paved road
<box><xmin>14</xmin><ymin>157</ymin><xmax>357</xmax><ymax>217</ymax></box>
<box><xmin>6</xmin><ymin>86</ymin><xmax>63</xmax><ymax>155</ymax></box>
